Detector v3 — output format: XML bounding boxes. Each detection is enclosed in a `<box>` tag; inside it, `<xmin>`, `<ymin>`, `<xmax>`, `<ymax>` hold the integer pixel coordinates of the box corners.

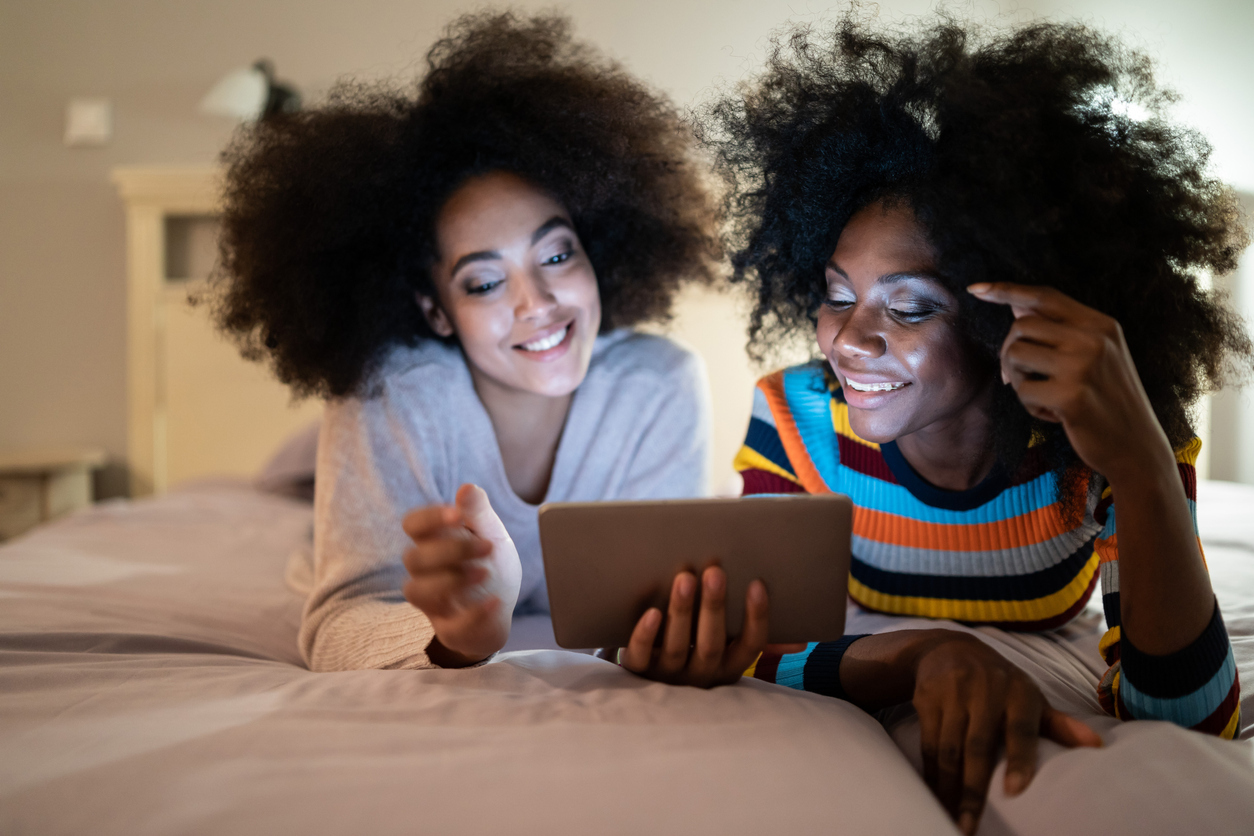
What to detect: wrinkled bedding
<box><xmin>1</xmin><ymin>479</ymin><xmax>1252</xmax><ymax>835</ymax></box>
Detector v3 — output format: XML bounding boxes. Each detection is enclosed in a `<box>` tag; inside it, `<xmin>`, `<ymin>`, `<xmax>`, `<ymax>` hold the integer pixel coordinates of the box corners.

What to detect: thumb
<box><xmin>455</xmin><ymin>484</ymin><xmax>509</xmax><ymax>542</ymax></box>
<box><xmin>1040</xmin><ymin>705</ymin><xmax>1103</xmax><ymax>749</ymax></box>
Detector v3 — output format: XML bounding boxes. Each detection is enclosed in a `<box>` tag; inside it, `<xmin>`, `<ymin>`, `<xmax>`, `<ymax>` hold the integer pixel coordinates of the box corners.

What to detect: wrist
<box><xmin>426</xmin><ymin>634</ymin><xmax>493</xmax><ymax>668</ymax></box>
<box><xmin>1098</xmin><ymin>424</ymin><xmax>1178</xmax><ymax>489</ymax></box>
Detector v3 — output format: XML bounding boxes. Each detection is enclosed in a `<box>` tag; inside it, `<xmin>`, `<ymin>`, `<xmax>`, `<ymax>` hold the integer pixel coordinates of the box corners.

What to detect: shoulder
<box><xmin>587</xmin><ymin>330</ymin><xmax>705</xmax><ymax>387</ymax></box>
<box><xmin>323</xmin><ymin>341</ymin><xmax>471</xmax><ymax>430</ymax></box>
<box><xmin>374</xmin><ymin>339</ymin><xmax>467</xmax><ymax>386</ymax></box>
<box><xmin>751</xmin><ymin>361</ymin><xmax>833</xmax><ymax>422</ymax></box>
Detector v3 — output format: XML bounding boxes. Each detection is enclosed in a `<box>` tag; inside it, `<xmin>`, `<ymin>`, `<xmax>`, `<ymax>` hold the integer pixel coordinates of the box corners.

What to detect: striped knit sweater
<box><xmin>738</xmin><ymin>363</ymin><xmax>1241</xmax><ymax>739</ymax></box>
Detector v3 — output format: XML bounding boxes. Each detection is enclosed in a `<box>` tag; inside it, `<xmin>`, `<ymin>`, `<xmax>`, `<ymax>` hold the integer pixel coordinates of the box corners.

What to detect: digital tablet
<box><xmin>537</xmin><ymin>494</ymin><xmax>852</xmax><ymax>649</ymax></box>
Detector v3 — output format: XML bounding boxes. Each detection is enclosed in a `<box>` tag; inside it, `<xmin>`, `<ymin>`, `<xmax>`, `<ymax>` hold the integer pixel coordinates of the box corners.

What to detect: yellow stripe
<box><xmin>1098</xmin><ymin>625</ymin><xmax>1121</xmax><ymax>664</ymax></box>
<box><xmin>830</xmin><ymin>401</ymin><xmax>880</xmax><ymax>450</ymax></box>
<box><xmin>733</xmin><ymin>445</ymin><xmax>800</xmax><ymax>485</ymax></box>
<box><xmin>1220</xmin><ymin>704</ymin><xmax>1241</xmax><ymax>740</ymax></box>
<box><xmin>743</xmin><ymin>652</ymin><xmax>761</xmax><ymax>679</ymax></box>
<box><xmin>1175</xmin><ymin>437</ymin><xmax>1202</xmax><ymax>466</ymax></box>
<box><xmin>848</xmin><ymin>551</ymin><xmax>1099</xmax><ymax>623</ymax></box>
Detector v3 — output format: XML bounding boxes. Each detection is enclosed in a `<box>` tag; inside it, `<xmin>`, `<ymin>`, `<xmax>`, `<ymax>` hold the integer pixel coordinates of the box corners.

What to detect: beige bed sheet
<box><xmin>1</xmin><ymin>479</ymin><xmax>1252</xmax><ymax>834</ymax></box>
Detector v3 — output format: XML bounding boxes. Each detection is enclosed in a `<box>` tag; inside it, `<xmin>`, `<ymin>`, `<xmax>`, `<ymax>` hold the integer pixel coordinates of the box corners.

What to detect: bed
<box><xmin>2</xmin><ymin>467</ymin><xmax>1252</xmax><ymax>835</ymax></box>
<box><xmin>6</xmin><ymin>167</ymin><xmax>1246</xmax><ymax>835</ymax></box>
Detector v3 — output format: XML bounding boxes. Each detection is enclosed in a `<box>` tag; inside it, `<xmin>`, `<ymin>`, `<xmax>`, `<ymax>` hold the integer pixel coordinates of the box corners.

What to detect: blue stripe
<box><xmin>850</xmin><ymin>537</ymin><xmax>1096</xmax><ymax>602</ymax></box>
<box><xmin>774</xmin><ymin>642</ymin><xmax>819</xmax><ymax>689</ymax></box>
<box><xmin>1100</xmin><ymin>498</ymin><xmax>1198</xmax><ymax>538</ymax></box>
<box><xmin>782</xmin><ymin>367</ymin><xmax>842</xmax><ymax>492</ymax></box>
<box><xmin>744</xmin><ymin>417</ymin><xmax>796</xmax><ymax>476</ymax></box>
<box><xmin>837</xmin><ymin>466</ymin><xmax>1059</xmax><ymax>524</ymax></box>
<box><xmin>1119</xmin><ymin>647</ymin><xmax>1237</xmax><ymax>728</ymax></box>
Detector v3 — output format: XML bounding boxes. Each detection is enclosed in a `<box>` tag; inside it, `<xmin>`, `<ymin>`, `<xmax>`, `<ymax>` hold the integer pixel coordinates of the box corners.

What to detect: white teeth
<box><xmin>519</xmin><ymin>325</ymin><xmax>568</xmax><ymax>352</ymax></box>
<box><xmin>847</xmin><ymin>380</ymin><xmax>906</xmax><ymax>392</ymax></box>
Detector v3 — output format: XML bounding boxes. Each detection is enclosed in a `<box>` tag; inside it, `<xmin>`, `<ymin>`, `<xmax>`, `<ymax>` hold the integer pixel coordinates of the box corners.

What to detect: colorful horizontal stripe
<box><xmin>737</xmin><ymin>363</ymin><xmax>1240</xmax><ymax>739</ymax></box>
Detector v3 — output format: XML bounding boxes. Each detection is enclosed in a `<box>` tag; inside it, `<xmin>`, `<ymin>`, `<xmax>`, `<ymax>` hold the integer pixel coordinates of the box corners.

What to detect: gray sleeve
<box><xmin>615</xmin><ymin>348</ymin><xmax>712</xmax><ymax>500</ymax></box>
<box><xmin>298</xmin><ymin>383</ymin><xmax>448</xmax><ymax>671</ymax></box>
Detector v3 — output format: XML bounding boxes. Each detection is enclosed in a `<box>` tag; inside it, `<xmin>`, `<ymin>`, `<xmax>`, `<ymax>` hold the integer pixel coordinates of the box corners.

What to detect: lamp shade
<box><xmin>200</xmin><ymin>60</ymin><xmax>300</xmax><ymax>121</ymax></box>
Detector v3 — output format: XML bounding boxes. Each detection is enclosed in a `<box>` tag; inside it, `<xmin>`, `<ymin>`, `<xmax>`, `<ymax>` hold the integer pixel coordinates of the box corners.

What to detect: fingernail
<box><xmin>705</xmin><ymin>569</ymin><xmax>724</xmax><ymax>593</ymax></box>
<box><xmin>958</xmin><ymin>812</ymin><xmax>976</xmax><ymax>835</ymax></box>
<box><xmin>1001</xmin><ymin>369</ymin><xmax>1009</xmax><ymax>385</ymax></box>
<box><xmin>678</xmin><ymin>574</ymin><xmax>695</xmax><ymax>597</ymax></box>
<box><xmin>967</xmin><ymin>283</ymin><xmax>991</xmax><ymax>294</ymax></box>
<box><xmin>749</xmin><ymin>580</ymin><xmax>766</xmax><ymax>604</ymax></box>
<box><xmin>1005</xmin><ymin>770</ymin><xmax>1026</xmax><ymax>796</ymax></box>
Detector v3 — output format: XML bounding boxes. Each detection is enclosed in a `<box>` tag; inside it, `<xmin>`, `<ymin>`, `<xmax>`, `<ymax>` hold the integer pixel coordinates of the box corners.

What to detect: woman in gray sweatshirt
<box><xmin>211</xmin><ymin>12</ymin><xmax>724</xmax><ymax>670</ymax></box>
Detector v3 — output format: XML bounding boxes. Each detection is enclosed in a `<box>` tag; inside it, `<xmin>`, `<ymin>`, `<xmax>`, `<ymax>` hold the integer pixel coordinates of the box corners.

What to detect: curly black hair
<box><xmin>210</xmin><ymin>11</ymin><xmax>722</xmax><ymax>398</ymax></box>
<box><xmin>704</xmin><ymin>14</ymin><xmax>1252</xmax><ymax>478</ymax></box>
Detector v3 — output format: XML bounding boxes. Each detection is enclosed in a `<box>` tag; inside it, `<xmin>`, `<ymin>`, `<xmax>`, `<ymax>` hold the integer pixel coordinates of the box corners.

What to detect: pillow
<box><xmin>254</xmin><ymin>420</ymin><xmax>320</xmax><ymax>500</ymax></box>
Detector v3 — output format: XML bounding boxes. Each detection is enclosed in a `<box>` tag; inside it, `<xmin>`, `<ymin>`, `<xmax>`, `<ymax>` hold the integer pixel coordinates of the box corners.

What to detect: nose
<box><xmin>512</xmin><ymin>268</ymin><xmax>558</xmax><ymax>321</ymax></box>
<box><xmin>831</xmin><ymin>304</ymin><xmax>886</xmax><ymax>360</ymax></box>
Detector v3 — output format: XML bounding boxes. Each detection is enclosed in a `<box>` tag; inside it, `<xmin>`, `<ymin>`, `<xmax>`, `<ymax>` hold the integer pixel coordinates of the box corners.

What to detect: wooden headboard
<box><xmin>112</xmin><ymin>166</ymin><xmax>322</xmax><ymax>496</ymax></box>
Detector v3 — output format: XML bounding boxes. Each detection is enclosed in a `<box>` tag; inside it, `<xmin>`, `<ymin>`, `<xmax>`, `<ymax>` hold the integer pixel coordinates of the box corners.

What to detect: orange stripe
<box><xmin>1096</xmin><ymin>533</ymin><xmax>1118</xmax><ymax>564</ymax></box>
<box><xmin>852</xmin><ymin>504</ymin><xmax>1076</xmax><ymax>551</ymax></box>
<box><xmin>757</xmin><ymin>372</ymin><xmax>831</xmax><ymax>495</ymax></box>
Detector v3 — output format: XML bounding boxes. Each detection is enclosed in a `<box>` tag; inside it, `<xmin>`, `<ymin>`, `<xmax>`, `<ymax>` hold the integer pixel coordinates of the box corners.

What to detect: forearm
<box><xmin>300</xmin><ymin>597</ymin><xmax>438</xmax><ymax>671</ymax></box>
<box><xmin>1106</xmin><ymin>451</ymin><xmax>1213</xmax><ymax>656</ymax></box>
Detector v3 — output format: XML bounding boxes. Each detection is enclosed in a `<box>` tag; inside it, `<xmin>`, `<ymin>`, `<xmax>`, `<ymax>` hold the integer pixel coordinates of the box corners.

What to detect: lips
<box><xmin>511</xmin><ymin>319</ymin><xmax>577</xmax><ymax>362</ymax></box>
<box><xmin>840</xmin><ymin>371</ymin><xmax>911</xmax><ymax>402</ymax></box>
<box><xmin>518</xmin><ymin>324</ymin><xmax>569</xmax><ymax>352</ymax></box>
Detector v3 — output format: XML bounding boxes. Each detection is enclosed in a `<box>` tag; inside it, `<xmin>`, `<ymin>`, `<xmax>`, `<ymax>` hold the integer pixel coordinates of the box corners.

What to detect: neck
<box><xmin>468</xmin><ymin>363</ymin><xmax>573</xmax><ymax>505</ymax></box>
<box><xmin>894</xmin><ymin>382</ymin><xmax>998</xmax><ymax>492</ymax></box>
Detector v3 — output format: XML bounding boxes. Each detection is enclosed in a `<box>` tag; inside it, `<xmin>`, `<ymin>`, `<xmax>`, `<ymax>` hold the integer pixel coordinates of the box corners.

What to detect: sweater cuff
<box><xmin>1118</xmin><ymin>599</ymin><xmax>1239</xmax><ymax>732</ymax></box>
<box><xmin>802</xmin><ymin>634</ymin><xmax>871</xmax><ymax>702</ymax></box>
<box><xmin>1120</xmin><ymin>599</ymin><xmax>1231</xmax><ymax>699</ymax></box>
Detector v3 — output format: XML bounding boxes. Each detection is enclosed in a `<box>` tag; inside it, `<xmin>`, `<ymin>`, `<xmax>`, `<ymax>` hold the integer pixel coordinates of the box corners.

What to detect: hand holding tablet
<box><xmin>538</xmin><ymin>494</ymin><xmax>853</xmax><ymax>684</ymax></box>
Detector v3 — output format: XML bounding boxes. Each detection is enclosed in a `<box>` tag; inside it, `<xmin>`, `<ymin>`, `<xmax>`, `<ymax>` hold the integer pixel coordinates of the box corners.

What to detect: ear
<box><xmin>417</xmin><ymin>293</ymin><xmax>454</xmax><ymax>338</ymax></box>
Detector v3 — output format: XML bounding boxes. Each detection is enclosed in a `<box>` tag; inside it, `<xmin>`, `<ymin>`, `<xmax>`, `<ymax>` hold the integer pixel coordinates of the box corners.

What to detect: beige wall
<box><xmin>2</xmin><ymin>0</ymin><xmax>1252</xmax><ymax>497</ymax></box>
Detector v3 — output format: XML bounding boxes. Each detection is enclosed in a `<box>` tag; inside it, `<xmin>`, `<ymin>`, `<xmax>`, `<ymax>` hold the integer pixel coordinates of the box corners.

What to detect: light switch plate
<box><xmin>65</xmin><ymin>98</ymin><xmax>113</xmax><ymax>146</ymax></box>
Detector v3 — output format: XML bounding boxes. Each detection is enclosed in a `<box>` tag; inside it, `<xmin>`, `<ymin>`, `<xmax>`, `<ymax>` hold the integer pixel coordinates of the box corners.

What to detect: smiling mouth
<box><xmin>845</xmin><ymin>380</ymin><xmax>908</xmax><ymax>392</ymax></box>
<box><xmin>517</xmin><ymin>323</ymin><xmax>570</xmax><ymax>353</ymax></box>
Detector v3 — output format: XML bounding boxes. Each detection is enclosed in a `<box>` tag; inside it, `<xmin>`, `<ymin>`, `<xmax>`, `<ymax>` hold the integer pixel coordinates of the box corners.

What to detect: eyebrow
<box><xmin>826</xmin><ymin>261</ymin><xmax>944</xmax><ymax>286</ymax></box>
<box><xmin>449</xmin><ymin>216</ymin><xmax>574</xmax><ymax>278</ymax></box>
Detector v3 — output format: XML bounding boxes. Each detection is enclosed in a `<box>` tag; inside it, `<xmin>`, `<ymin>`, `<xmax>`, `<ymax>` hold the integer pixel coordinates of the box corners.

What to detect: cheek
<box><xmin>815</xmin><ymin>310</ymin><xmax>840</xmax><ymax>350</ymax></box>
<box><xmin>567</xmin><ymin>270</ymin><xmax>601</xmax><ymax>324</ymax></box>
<box><xmin>448</xmin><ymin>301</ymin><xmax>513</xmax><ymax>353</ymax></box>
<box><xmin>907</xmin><ymin>327</ymin><xmax>976</xmax><ymax>391</ymax></box>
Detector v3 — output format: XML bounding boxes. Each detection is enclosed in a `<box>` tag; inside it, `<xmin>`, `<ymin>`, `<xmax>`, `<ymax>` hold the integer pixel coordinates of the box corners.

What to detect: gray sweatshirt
<box><xmin>300</xmin><ymin>330</ymin><xmax>711</xmax><ymax>671</ymax></box>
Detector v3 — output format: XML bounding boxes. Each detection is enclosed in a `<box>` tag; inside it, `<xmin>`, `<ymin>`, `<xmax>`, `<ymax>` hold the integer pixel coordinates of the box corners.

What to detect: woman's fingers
<box><xmin>655</xmin><ymin>572</ymin><xmax>697</xmax><ymax>675</ymax></box>
<box><xmin>455</xmin><ymin>483</ymin><xmax>509</xmax><ymax>542</ymax></box>
<box><xmin>935</xmin><ymin>705</ymin><xmax>969</xmax><ymax>816</ymax></box>
<box><xmin>918</xmin><ymin>702</ymin><xmax>942</xmax><ymax>791</ymax></box>
<box><xmin>690</xmin><ymin>567</ymin><xmax>728</xmax><ymax>680</ymax></box>
<box><xmin>967</xmin><ymin>282</ymin><xmax>1084</xmax><ymax>322</ymax></box>
<box><xmin>724</xmin><ymin>580</ymin><xmax>770</xmax><ymax>676</ymax></box>
<box><xmin>402</xmin><ymin>536</ymin><xmax>490</xmax><ymax>576</ymax></box>
<box><xmin>620</xmin><ymin>607</ymin><xmax>663</xmax><ymax>673</ymax></box>
<box><xmin>957</xmin><ymin>696</ymin><xmax>1002</xmax><ymax>835</ymax></box>
<box><xmin>402</xmin><ymin>504</ymin><xmax>460</xmax><ymax>540</ymax></box>
<box><xmin>1001</xmin><ymin>683</ymin><xmax>1044</xmax><ymax>797</ymax></box>
<box><xmin>1040</xmin><ymin>705</ymin><xmax>1103</xmax><ymax>749</ymax></box>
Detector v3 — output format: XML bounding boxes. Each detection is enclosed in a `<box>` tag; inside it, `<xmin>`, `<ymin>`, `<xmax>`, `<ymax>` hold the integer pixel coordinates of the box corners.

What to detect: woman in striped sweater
<box><xmin>618</xmin><ymin>17</ymin><xmax>1252</xmax><ymax>834</ymax></box>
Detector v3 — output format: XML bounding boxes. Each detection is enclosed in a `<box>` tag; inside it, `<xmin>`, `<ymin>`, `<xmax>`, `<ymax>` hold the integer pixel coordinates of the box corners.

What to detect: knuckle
<box><xmin>1007</xmin><ymin>719</ymin><xmax>1038</xmax><ymax>740</ymax></box>
<box><xmin>965</xmin><ymin>735</ymin><xmax>992</xmax><ymax>755</ymax></box>
<box><xmin>939</xmin><ymin>743</ymin><xmax>962</xmax><ymax>765</ymax></box>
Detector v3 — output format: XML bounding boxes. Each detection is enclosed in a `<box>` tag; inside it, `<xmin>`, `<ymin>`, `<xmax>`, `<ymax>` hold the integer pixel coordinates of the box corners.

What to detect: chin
<box><xmin>846</xmin><ymin>411</ymin><xmax>904</xmax><ymax>446</ymax></box>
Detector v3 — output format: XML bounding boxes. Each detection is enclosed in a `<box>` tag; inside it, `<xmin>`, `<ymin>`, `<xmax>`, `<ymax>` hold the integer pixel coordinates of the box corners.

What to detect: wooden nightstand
<box><xmin>0</xmin><ymin>450</ymin><xmax>107</xmax><ymax>541</ymax></box>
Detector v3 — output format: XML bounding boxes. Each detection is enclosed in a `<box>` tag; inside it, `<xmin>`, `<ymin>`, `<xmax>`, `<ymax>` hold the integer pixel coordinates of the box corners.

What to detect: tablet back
<box><xmin>538</xmin><ymin>494</ymin><xmax>852</xmax><ymax>649</ymax></box>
